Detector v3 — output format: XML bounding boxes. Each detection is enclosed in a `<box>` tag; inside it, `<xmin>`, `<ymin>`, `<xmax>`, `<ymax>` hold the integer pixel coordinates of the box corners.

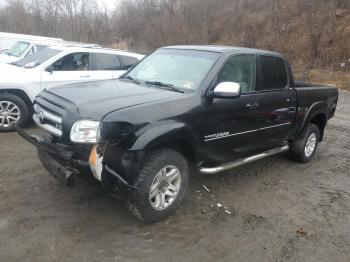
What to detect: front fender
<box><xmin>130</xmin><ymin>121</ymin><xmax>199</xmax><ymax>158</ymax></box>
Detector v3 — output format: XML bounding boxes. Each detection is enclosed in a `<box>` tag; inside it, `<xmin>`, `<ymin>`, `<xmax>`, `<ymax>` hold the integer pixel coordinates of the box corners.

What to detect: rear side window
<box><xmin>93</xmin><ymin>53</ymin><xmax>120</xmax><ymax>70</ymax></box>
<box><xmin>259</xmin><ymin>56</ymin><xmax>288</xmax><ymax>90</ymax></box>
<box><xmin>119</xmin><ymin>55</ymin><xmax>139</xmax><ymax>69</ymax></box>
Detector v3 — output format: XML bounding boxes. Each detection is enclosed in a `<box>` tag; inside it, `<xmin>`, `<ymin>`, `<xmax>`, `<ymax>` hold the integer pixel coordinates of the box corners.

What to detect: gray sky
<box><xmin>97</xmin><ymin>0</ymin><xmax>118</xmax><ymax>9</ymax></box>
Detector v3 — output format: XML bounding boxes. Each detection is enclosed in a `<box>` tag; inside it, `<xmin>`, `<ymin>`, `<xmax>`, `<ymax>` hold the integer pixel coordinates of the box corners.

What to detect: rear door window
<box><xmin>92</xmin><ymin>53</ymin><xmax>120</xmax><ymax>70</ymax></box>
<box><xmin>259</xmin><ymin>56</ymin><xmax>288</xmax><ymax>90</ymax></box>
<box><xmin>119</xmin><ymin>55</ymin><xmax>139</xmax><ymax>69</ymax></box>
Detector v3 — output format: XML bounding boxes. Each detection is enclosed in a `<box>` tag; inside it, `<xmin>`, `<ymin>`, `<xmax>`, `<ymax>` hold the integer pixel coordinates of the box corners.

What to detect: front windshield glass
<box><xmin>13</xmin><ymin>48</ymin><xmax>61</xmax><ymax>68</ymax></box>
<box><xmin>7</xmin><ymin>41</ymin><xmax>30</xmax><ymax>57</ymax></box>
<box><xmin>126</xmin><ymin>49</ymin><xmax>220</xmax><ymax>91</ymax></box>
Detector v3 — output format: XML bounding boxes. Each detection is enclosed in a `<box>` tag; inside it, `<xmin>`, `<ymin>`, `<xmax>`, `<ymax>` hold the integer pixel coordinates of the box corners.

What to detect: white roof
<box><xmin>48</xmin><ymin>45</ymin><xmax>144</xmax><ymax>59</ymax></box>
<box><xmin>0</xmin><ymin>32</ymin><xmax>63</xmax><ymax>43</ymax></box>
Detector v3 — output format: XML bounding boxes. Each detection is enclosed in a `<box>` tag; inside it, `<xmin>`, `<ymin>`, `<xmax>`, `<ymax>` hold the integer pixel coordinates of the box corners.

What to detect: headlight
<box><xmin>70</xmin><ymin>120</ymin><xmax>100</xmax><ymax>143</ymax></box>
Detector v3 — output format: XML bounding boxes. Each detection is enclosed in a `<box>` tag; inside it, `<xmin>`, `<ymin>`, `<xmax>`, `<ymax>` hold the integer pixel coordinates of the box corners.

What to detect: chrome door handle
<box><xmin>246</xmin><ymin>103</ymin><xmax>259</xmax><ymax>109</ymax></box>
<box><xmin>286</xmin><ymin>98</ymin><xmax>294</xmax><ymax>102</ymax></box>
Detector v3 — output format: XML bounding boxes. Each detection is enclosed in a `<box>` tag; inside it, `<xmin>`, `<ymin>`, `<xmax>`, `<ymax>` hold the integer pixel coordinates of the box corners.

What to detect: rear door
<box><xmin>91</xmin><ymin>53</ymin><xmax>118</xmax><ymax>80</ymax></box>
<box><xmin>255</xmin><ymin>55</ymin><xmax>297</xmax><ymax>145</ymax></box>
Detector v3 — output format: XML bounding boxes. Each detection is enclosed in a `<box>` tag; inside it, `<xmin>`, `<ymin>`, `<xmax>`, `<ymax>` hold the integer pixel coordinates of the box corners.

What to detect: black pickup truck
<box><xmin>17</xmin><ymin>45</ymin><xmax>338</xmax><ymax>223</ymax></box>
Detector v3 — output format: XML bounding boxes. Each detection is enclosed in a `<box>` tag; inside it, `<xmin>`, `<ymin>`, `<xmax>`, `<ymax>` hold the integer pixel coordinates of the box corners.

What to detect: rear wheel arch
<box><xmin>297</xmin><ymin>102</ymin><xmax>327</xmax><ymax>141</ymax></box>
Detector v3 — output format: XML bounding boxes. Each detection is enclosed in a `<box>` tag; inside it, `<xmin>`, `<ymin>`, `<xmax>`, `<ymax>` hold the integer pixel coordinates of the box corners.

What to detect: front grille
<box><xmin>33</xmin><ymin>103</ymin><xmax>63</xmax><ymax>137</ymax></box>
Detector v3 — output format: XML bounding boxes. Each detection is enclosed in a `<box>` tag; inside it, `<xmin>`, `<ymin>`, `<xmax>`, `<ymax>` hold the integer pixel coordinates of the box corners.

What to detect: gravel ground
<box><xmin>0</xmin><ymin>91</ymin><xmax>349</xmax><ymax>262</ymax></box>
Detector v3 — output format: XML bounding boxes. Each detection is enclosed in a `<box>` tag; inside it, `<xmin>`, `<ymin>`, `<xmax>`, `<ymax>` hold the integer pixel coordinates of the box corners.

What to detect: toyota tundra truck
<box><xmin>16</xmin><ymin>45</ymin><xmax>338</xmax><ymax>223</ymax></box>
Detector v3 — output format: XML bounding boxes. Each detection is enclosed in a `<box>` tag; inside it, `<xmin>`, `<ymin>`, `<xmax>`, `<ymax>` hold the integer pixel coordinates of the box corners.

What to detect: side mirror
<box><xmin>211</xmin><ymin>82</ymin><xmax>241</xmax><ymax>98</ymax></box>
<box><xmin>45</xmin><ymin>66</ymin><xmax>54</xmax><ymax>73</ymax></box>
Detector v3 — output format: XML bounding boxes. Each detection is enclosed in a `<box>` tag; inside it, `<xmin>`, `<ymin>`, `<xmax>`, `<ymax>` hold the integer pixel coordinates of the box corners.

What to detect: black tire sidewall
<box><xmin>0</xmin><ymin>94</ymin><xmax>29</xmax><ymax>132</ymax></box>
<box><xmin>128</xmin><ymin>148</ymin><xmax>189</xmax><ymax>223</ymax></box>
<box><xmin>290</xmin><ymin>123</ymin><xmax>320</xmax><ymax>162</ymax></box>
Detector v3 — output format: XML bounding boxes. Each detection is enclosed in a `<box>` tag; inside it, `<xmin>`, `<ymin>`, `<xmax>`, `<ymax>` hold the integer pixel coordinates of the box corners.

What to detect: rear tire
<box><xmin>289</xmin><ymin>123</ymin><xmax>320</xmax><ymax>163</ymax></box>
<box><xmin>126</xmin><ymin>148</ymin><xmax>189</xmax><ymax>223</ymax></box>
<box><xmin>0</xmin><ymin>94</ymin><xmax>29</xmax><ymax>132</ymax></box>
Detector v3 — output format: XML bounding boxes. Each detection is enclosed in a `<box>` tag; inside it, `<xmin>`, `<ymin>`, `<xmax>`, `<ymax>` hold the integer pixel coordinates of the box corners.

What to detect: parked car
<box><xmin>0</xmin><ymin>32</ymin><xmax>63</xmax><ymax>52</ymax></box>
<box><xmin>0</xmin><ymin>46</ymin><xmax>144</xmax><ymax>131</ymax></box>
<box><xmin>17</xmin><ymin>45</ymin><xmax>338</xmax><ymax>223</ymax></box>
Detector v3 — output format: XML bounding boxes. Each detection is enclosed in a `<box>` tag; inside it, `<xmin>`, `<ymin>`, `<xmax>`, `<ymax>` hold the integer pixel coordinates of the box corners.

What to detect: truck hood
<box><xmin>46</xmin><ymin>79</ymin><xmax>185</xmax><ymax>119</ymax></box>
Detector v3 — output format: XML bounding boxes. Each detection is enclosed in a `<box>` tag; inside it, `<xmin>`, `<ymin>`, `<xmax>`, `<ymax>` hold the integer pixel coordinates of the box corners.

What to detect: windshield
<box><xmin>126</xmin><ymin>49</ymin><xmax>220</xmax><ymax>91</ymax></box>
<box><xmin>12</xmin><ymin>48</ymin><xmax>61</xmax><ymax>68</ymax></box>
<box><xmin>7</xmin><ymin>41</ymin><xmax>30</xmax><ymax>57</ymax></box>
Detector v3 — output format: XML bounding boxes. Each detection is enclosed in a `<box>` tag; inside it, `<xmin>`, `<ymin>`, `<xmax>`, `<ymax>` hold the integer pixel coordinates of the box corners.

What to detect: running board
<box><xmin>199</xmin><ymin>145</ymin><xmax>289</xmax><ymax>175</ymax></box>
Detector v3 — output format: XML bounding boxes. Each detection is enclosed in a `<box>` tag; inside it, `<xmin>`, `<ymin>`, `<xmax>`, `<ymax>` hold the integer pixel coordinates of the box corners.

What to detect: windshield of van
<box><xmin>125</xmin><ymin>49</ymin><xmax>220</xmax><ymax>91</ymax></box>
<box><xmin>12</xmin><ymin>48</ymin><xmax>61</xmax><ymax>68</ymax></box>
<box><xmin>7</xmin><ymin>41</ymin><xmax>30</xmax><ymax>57</ymax></box>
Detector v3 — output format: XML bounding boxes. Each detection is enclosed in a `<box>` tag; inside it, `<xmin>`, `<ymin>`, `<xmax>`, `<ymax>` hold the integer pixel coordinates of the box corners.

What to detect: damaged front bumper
<box><xmin>16</xmin><ymin>127</ymin><xmax>92</xmax><ymax>187</ymax></box>
<box><xmin>16</xmin><ymin>127</ymin><xmax>138</xmax><ymax>192</ymax></box>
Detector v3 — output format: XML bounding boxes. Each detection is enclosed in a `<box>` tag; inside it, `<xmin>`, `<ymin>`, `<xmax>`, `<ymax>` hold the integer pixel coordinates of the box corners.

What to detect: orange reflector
<box><xmin>89</xmin><ymin>145</ymin><xmax>97</xmax><ymax>166</ymax></box>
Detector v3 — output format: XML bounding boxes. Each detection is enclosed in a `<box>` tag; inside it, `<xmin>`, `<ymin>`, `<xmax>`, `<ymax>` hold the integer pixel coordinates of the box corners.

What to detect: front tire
<box><xmin>127</xmin><ymin>148</ymin><xmax>189</xmax><ymax>223</ymax></box>
<box><xmin>0</xmin><ymin>94</ymin><xmax>29</xmax><ymax>132</ymax></box>
<box><xmin>289</xmin><ymin>123</ymin><xmax>320</xmax><ymax>162</ymax></box>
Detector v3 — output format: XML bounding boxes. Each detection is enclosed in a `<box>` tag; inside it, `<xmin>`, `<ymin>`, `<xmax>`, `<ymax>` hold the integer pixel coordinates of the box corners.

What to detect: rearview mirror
<box><xmin>212</xmin><ymin>82</ymin><xmax>241</xmax><ymax>98</ymax></box>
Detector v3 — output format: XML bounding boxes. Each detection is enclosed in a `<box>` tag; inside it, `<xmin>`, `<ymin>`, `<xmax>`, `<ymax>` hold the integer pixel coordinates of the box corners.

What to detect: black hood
<box><xmin>46</xmin><ymin>79</ymin><xmax>185</xmax><ymax>119</ymax></box>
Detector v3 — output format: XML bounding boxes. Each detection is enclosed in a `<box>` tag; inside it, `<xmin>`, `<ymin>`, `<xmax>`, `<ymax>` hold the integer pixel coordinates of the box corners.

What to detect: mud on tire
<box><xmin>126</xmin><ymin>147</ymin><xmax>189</xmax><ymax>223</ymax></box>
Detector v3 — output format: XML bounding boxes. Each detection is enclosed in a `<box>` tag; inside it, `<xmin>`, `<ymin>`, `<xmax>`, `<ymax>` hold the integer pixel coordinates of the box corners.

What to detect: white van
<box><xmin>0</xmin><ymin>32</ymin><xmax>64</xmax><ymax>64</ymax></box>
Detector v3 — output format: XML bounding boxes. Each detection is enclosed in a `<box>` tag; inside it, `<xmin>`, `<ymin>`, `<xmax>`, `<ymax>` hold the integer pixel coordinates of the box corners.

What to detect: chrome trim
<box><xmin>34</xmin><ymin>104</ymin><xmax>62</xmax><ymax>124</ymax></box>
<box><xmin>213</xmin><ymin>82</ymin><xmax>241</xmax><ymax>97</ymax></box>
<box><xmin>33</xmin><ymin>113</ymin><xmax>62</xmax><ymax>137</ymax></box>
<box><xmin>204</xmin><ymin>129</ymin><xmax>258</xmax><ymax>142</ymax></box>
<box><xmin>199</xmin><ymin>145</ymin><xmax>289</xmax><ymax>174</ymax></box>
<box><xmin>259</xmin><ymin>122</ymin><xmax>292</xmax><ymax>130</ymax></box>
<box><xmin>204</xmin><ymin>122</ymin><xmax>292</xmax><ymax>142</ymax></box>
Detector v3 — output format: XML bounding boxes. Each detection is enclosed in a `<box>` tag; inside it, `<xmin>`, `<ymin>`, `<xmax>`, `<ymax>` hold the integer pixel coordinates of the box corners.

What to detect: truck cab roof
<box><xmin>162</xmin><ymin>45</ymin><xmax>284</xmax><ymax>57</ymax></box>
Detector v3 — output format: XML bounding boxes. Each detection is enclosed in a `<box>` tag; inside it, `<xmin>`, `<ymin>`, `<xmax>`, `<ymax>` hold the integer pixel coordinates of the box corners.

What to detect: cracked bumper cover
<box><xmin>16</xmin><ymin>127</ymin><xmax>91</xmax><ymax>186</ymax></box>
<box><xmin>15</xmin><ymin>127</ymin><xmax>142</xmax><ymax>190</ymax></box>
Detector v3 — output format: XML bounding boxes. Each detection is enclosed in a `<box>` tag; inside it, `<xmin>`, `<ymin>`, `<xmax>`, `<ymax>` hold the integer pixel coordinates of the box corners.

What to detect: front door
<box><xmin>41</xmin><ymin>52</ymin><xmax>92</xmax><ymax>90</ymax></box>
<box><xmin>255</xmin><ymin>55</ymin><xmax>297</xmax><ymax>145</ymax></box>
<box><xmin>200</xmin><ymin>54</ymin><xmax>261</xmax><ymax>164</ymax></box>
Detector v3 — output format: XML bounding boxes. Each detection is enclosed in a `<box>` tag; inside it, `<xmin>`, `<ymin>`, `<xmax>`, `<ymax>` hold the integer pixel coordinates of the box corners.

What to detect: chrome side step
<box><xmin>199</xmin><ymin>145</ymin><xmax>289</xmax><ymax>175</ymax></box>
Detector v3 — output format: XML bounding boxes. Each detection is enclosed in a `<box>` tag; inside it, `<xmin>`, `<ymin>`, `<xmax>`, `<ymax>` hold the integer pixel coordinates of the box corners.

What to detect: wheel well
<box><xmin>310</xmin><ymin>113</ymin><xmax>327</xmax><ymax>141</ymax></box>
<box><xmin>147</xmin><ymin>139</ymin><xmax>197</xmax><ymax>166</ymax></box>
<box><xmin>0</xmin><ymin>89</ymin><xmax>33</xmax><ymax>114</ymax></box>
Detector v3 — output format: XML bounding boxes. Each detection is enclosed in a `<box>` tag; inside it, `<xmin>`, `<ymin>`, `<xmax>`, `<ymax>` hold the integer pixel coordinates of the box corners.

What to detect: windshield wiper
<box><xmin>120</xmin><ymin>75</ymin><xmax>141</xmax><ymax>84</ymax></box>
<box><xmin>145</xmin><ymin>81</ymin><xmax>184</xmax><ymax>93</ymax></box>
